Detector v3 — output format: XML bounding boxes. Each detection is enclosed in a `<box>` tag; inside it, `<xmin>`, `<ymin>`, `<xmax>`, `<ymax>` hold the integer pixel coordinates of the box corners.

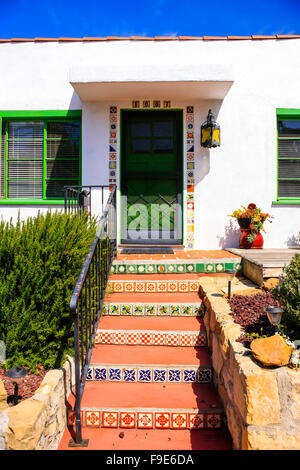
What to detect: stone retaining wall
<box><xmin>199</xmin><ymin>276</ymin><xmax>300</xmax><ymax>450</ymax></box>
<box><xmin>0</xmin><ymin>356</ymin><xmax>75</xmax><ymax>450</ymax></box>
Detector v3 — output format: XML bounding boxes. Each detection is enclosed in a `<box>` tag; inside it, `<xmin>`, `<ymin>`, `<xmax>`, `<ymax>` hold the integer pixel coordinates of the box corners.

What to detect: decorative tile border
<box><xmin>68</xmin><ymin>408</ymin><xmax>223</xmax><ymax>430</ymax></box>
<box><xmin>118</xmin><ymin>101</ymin><xmax>198</xmax><ymax>249</ymax></box>
<box><xmin>95</xmin><ymin>329</ymin><xmax>207</xmax><ymax>347</ymax></box>
<box><xmin>111</xmin><ymin>260</ymin><xmax>242</xmax><ymax>275</ymax></box>
<box><xmin>107</xmin><ymin>279</ymin><xmax>201</xmax><ymax>293</ymax></box>
<box><xmin>87</xmin><ymin>365</ymin><xmax>212</xmax><ymax>384</ymax></box>
<box><xmin>131</xmin><ymin>100</ymin><xmax>172</xmax><ymax>109</ymax></box>
<box><xmin>102</xmin><ymin>302</ymin><xmax>203</xmax><ymax>317</ymax></box>
<box><xmin>109</xmin><ymin>106</ymin><xmax>118</xmax><ymax>185</ymax></box>
<box><xmin>186</xmin><ymin>105</ymin><xmax>195</xmax><ymax>249</ymax></box>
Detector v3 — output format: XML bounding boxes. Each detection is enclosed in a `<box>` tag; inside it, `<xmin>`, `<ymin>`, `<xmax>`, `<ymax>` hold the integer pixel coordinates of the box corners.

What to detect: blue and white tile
<box><xmin>123</xmin><ymin>368</ymin><xmax>137</xmax><ymax>382</ymax></box>
<box><xmin>153</xmin><ymin>368</ymin><xmax>167</xmax><ymax>383</ymax></box>
<box><xmin>168</xmin><ymin>369</ymin><xmax>182</xmax><ymax>382</ymax></box>
<box><xmin>138</xmin><ymin>368</ymin><xmax>152</xmax><ymax>382</ymax></box>
<box><xmin>182</xmin><ymin>369</ymin><xmax>198</xmax><ymax>383</ymax></box>
<box><xmin>86</xmin><ymin>367</ymin><xmax>93</xmax><ymax>380</ymax></box>
<box><xmin>109</xmin><ymin>368</ymin><xmax>122</xmax><ymax>381</ymax></box>
<box><xmin>94</xmin><ymin>367</ymin><xmax>108</xmax><ymax>381</ymax></box>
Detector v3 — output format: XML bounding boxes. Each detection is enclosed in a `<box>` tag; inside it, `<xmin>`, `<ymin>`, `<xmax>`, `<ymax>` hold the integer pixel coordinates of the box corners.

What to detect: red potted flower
<box><xmin>229</xmin><ymin>203</ymin><xmax>273</xmax><ymax>249</ymax></box>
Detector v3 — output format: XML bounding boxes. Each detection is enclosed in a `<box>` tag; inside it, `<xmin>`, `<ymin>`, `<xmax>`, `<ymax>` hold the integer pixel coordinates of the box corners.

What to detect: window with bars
<box><xmin>277</xmin><ymin>111</ymin><xmax>300</xmax><ymax>202</ymax></box>
<box><xmin>0</xmin><ymin>118</ymin><xmax>81</xmax><ymax>201</ymax></box>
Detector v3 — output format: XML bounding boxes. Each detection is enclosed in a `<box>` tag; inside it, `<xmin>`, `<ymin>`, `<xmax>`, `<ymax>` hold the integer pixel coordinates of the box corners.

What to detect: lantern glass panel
<box><xmin>201</xmin><ymin>126</ymin><xmax>212</xmax><ymax>147</ymax></box>
<box><xmin>212</xmin><ymin>127</ymin><xmax>220</xmax><ymax>146</ymax></box>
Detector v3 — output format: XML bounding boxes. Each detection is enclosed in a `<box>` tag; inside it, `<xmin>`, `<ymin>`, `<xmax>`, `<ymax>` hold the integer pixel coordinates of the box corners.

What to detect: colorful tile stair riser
<box><xmin>87</xmin><ymin>366</ymin><xmax>212</xmax><ymax>384</ymax></box>
<box><xmin>108</xmin><ymin>280</ymin><xmax>201</xmax><ymax>293</ymax></box>
<box><xmin>95</xmin><ymin>329</ymin><xmax>206</xmax><ymax>346</ymax></box>
<box><xmin>101</xmin><ymin>303</ymin><xmax>203</xmax><ymax>316</ymax></box>
<box><xmin>68</xmin><ymin>409</ymin><xmax>223</xmax><ymax>430</ymax></box>
<box><xmin>111</xmin><ymin>262</ymin><xmax>241</xmax><ymax>274</ymax></box>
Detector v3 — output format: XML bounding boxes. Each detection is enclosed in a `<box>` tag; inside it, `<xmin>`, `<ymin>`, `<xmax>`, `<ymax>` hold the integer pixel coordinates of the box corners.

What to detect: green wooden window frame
<box><xmin>0</xmin><ymin>110</ymin><xmax>82</xmax><ymax>204</ymax></box>
<box><xmin>274</xmin><ymin>108</ymin><xmax>300</xmax><ymax>205</ymax></box>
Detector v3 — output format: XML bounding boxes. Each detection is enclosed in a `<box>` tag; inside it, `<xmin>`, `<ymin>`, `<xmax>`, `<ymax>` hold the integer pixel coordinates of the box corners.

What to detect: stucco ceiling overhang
<box><xmin>69</xmin><ymin>64</ymin><xmax>234</xmax><ymax>101</ymax></box>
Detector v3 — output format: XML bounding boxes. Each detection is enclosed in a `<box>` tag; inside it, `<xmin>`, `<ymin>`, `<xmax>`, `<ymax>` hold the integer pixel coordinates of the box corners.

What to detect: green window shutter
<box><xmin>277</xmin><ymin>118</ymin><xmax>300</xmax><ymax>199</ymax></box>
<box><xmin>0</xmin><ymin>113</ymin><xmax>81</xmax><ymax>202</ymax></box>
<box><xmin>46</xmin><ymin>121</ymin><xmax>80</xmax><ymax>198</ymax></box>
<box><xmin>7</xmin><ymin>121</ymin><xmax>44</xmax><ymax>199</ymax></box>
<box><xmin>0</xmin><ymin>117</ymin><xmax>5</xmax><ymax>198</ymax></box>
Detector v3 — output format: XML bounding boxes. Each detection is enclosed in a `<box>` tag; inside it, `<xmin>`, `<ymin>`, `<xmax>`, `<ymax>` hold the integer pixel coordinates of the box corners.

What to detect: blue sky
<box><xmin>0</xmin><ymin>0</ymin><xmax>299</xmax><ymax>38</ymax></box>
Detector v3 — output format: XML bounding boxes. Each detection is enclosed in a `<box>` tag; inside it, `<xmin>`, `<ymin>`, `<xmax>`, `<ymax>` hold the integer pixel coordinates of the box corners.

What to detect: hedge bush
<box><xmin>272</xmin><ymin>253</ymin><xmax>300</xmax><ymax>339</ymax></box>
<box><xmin>0</xmin><ymin>211</ymin><xmax>97</xmax><ymax>372</ymax></box>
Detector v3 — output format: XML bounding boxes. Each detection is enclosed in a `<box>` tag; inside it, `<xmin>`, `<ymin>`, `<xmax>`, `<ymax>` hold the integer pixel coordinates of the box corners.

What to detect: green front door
<box><xmin>121</xmin><ymin>110</ymin><xmax>183</xmax><ymax>244</ymax></box>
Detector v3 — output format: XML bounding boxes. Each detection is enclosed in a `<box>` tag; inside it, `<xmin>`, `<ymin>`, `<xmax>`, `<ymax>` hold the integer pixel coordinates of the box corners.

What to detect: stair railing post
<box><xmin>74</xmin><ymin>309</ymin><xmax>82</xmax><ymax>444</ymax></box>
<box><xmin>68</xmin><ymin>307</ymin><xmax>89</xmax><ymax>447</ymax></box>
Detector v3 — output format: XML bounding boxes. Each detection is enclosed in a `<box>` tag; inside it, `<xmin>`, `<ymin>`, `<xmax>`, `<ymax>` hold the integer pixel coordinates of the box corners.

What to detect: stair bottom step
<box><xmin>68</xmin><ymin>408</ymin><xmax>224</xmax><ymax>430</ymax></box>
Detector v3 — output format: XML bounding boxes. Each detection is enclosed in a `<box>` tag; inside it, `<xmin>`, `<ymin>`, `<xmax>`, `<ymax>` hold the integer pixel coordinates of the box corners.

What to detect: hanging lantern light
<box><xmin>201</xmin><ymin>109</ymin><xmax>220</xmax><ymax>148</ymax></box>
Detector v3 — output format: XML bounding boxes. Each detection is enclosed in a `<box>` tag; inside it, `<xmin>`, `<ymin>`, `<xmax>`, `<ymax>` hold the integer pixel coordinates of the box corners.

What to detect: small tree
<box><xmin>0</xmin><ymin>211</ymin><xmax>97</xmax><ymax>372</ymax></box>
<box><xmin>272</xmin><ymin>253</ymin><xmax>300</xmax><ymax>338</ymax></box>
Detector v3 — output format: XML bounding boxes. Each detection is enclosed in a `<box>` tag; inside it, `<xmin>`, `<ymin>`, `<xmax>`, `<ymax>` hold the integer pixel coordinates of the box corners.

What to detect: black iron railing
<box><xmin>64</xmin><ymin>185</ymin><xmax>111</xmax><ymax>218</ymax></box>
<box><xmin>68</xmin><ymin>185</ymin><xmax>117</xmax><ymax>446</ymax></box>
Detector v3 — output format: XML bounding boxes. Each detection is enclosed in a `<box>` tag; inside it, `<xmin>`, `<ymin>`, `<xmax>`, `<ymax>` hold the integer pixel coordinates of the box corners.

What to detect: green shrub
<box><xmin>0</xmin><ymin>211</ymin><xmax>97</xmax><ymax>372</ymax></box>
<box><xmin>271</xmin><ymin>253</ymin><xmax>300</xmax><ymax>338</ymax></box>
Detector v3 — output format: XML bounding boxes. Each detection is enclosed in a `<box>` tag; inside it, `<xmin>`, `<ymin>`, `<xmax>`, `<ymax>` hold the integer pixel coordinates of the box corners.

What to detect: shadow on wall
<box><xmin>69</xmin><ymin>90</ymin><xmax>82</xmax><ymax>110</ymax></box>
<box><xmin>217</xmin><ymin>219</ymin><xmax>240</xmax><ymax>249</ymax></box>
<box><xmin>195</xmin><ymin>101</ymin><xmax>222</xmax><ymax>185</ymax></box>
<box><xmin>197</xmin><ymin>147</ymin><xmax>210</xmax><ymax>183</ymax></box>
<box><xmin>286</xmin><ymin>234</ymin><xmax>300</xmax><ymax>248</ymax></box>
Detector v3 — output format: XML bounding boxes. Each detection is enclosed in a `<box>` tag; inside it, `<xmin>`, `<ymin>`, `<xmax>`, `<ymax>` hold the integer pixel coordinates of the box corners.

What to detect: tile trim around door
<box><xmin>109</xmin><ymin>102</ymin><xmax>195</xmax><ymax>248</ymax></box>
<box><xmin>185</xmin><ymin>106</ymin><xmax>195</xmax><ymax>249</ymax></box>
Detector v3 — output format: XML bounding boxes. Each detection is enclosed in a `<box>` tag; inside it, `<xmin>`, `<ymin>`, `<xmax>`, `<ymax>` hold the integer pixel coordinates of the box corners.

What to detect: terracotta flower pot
<box><xmin>239</xmin><ymin>229</ymin><xmax>264</xmax><ymax>249</ymax></box>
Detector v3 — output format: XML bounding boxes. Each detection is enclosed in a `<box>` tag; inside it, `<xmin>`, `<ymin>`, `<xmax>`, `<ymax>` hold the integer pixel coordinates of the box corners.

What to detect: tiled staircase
<box><xmin>59</xmin><ymin>253</ymin><xmax>237</xmax><ymax>450</ymax></box>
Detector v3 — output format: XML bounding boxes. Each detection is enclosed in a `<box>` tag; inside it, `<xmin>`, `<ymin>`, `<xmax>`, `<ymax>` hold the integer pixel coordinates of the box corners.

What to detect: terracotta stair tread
<box><xmin>116</xmin><ymin>249</ymin><xmax>239</xmax><ymax>260</ymax></box>
<box><xmin>81</xmin><ymin>381</ymin><xmax>223</xmax><ymax>410</ymax></box>
<box><xmin>90</xmin><ymin>344</ymin><xmax>211</xmax><ymax>366</ymax></box>
<box><xmin>104</xmin><ymin>292</ymin><xmax>202</xmax><ymax>303</ymax></box>
<box><xmin>97</xmin><ymin>316</ymin><xmax>205</xmax><ymax>331</ymax></box>
<box><xmin>59</xmin><ymin>427</ymin><xmax>232</xmax><ymax>450</ymax></box>
<box><xmin>110</xmin><ymin>273</ymin><xmax>204</xmax><ymax>280</ymax></box>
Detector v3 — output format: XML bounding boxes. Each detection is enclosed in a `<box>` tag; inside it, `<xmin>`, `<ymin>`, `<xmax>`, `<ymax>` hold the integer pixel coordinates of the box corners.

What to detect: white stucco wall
<box><xmin>0</xmin><ymin>39</ymin><xmax>299</xmax><ymax>248</ymax></box>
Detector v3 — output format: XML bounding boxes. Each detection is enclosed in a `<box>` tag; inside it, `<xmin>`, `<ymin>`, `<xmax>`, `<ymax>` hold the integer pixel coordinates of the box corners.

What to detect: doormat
<box><xmin>121</xmin><ymin>247</ymin><xmax>174</xmax><ymax>254</ymax></box>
